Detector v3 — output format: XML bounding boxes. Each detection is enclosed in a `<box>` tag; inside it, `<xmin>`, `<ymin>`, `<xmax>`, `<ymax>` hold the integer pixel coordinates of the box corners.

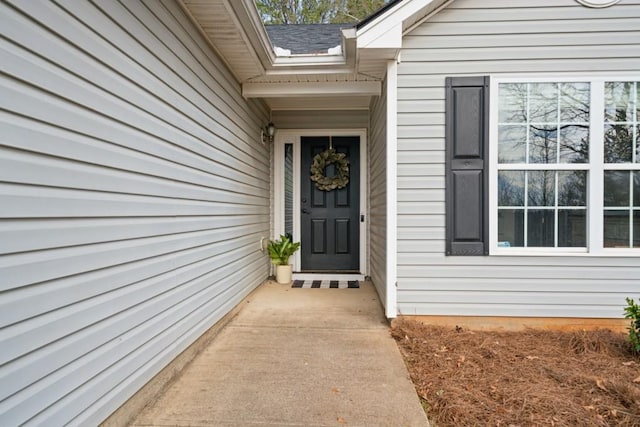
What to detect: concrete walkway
<box><xmin>130</xmin><ymin>280</ymin><xmax>429</xmax><ymax>427</ymax></box>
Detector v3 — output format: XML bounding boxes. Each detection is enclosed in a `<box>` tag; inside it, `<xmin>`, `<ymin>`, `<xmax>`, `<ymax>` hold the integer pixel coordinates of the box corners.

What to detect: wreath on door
<box><xmin>310</xmin><ymin>149</ymin><xmax>350</xmax><ymax>191</ymax></box>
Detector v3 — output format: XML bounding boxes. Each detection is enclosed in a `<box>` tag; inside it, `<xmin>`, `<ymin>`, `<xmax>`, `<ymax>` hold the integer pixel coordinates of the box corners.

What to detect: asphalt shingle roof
<box><xmin>265</xmin><ymin>23</ymin><xmax>354</xmax><ymax>55</ymax></box>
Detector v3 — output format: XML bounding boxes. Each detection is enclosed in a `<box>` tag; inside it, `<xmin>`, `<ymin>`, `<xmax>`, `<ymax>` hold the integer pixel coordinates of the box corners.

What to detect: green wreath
<box><xmin>310</xmin><ymin>149</ymin><xmax>350</xmax><ymax>191</ymax></box>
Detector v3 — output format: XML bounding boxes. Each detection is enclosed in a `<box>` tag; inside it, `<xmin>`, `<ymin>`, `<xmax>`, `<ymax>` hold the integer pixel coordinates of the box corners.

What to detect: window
<box><xmin>284</xmin><ymin>143</ymin><xmax>294</xmax><ymax>238</ymax></box>
<box><xmin>491</xmin><ymin>77</ymin><xmax>640</xmax><ymax>254</ymax></box>
<box><xmin>603</xmin><ymin>81</ymin><xmax>640</xmax><ymax>248</ymax></box>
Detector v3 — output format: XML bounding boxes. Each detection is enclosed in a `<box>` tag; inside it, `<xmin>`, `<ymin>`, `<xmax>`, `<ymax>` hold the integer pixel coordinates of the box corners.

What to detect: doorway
<box><xmin>274</xmin><ymin>130</ymin><xmax>367</xmax><ymax>278</ymax></box>
<box><xmin>300</xmin><ymin>136</ymin><xmax>360</xmax><ymax>271</ymax></box>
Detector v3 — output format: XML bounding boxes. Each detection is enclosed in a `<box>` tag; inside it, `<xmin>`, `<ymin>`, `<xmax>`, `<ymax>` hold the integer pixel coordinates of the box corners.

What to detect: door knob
<box><xmin>302</xmin><ymin>208</ymin><xmax>309</xmax><ymax>214</ymax></box>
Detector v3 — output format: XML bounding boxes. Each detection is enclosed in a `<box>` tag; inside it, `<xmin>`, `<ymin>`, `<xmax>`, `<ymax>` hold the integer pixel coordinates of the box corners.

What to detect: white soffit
<box><xmin>180</xmin><ymin>0</ymin><xmax>265</xmax><ymax>82</ymax></box>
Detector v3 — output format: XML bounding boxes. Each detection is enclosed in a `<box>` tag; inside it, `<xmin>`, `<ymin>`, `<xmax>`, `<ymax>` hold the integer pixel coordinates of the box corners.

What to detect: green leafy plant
<box><xmin>623</xmin><ymin>297</ymin><xmax>640</xmax><ymax>353</ymax></box>
<box><xmin>267</xmin><ymin>234</ymin><xmax>300</xmax><ymax>266</ymax></box>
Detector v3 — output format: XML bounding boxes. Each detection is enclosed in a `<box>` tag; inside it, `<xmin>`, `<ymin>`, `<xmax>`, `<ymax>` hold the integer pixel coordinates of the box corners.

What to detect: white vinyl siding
<box><xmin>396</xmin><ymin>0</ymin><xmax>640</xmax><ymax>318</ymax></box>
<box><xmin>0</xmin><ymin>1</ymin><xmax>269</xmax><ymax>425</ymax></box>
<box><xmin>369</xmin><ymin>81</ymin><xmax>388</xmax><ymax>306</ymax></box>
<box><xmin>272</xmin><ymin>110</ymin><xmax>369</xmax><ymax>129</ymax></box>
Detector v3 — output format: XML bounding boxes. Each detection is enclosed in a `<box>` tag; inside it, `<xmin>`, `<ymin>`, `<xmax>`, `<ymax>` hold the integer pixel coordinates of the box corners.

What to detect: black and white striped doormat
<box><xmin>292</xmin><ymin>280</ymin><xmax>359</xmax><ymax>289</ymax></box>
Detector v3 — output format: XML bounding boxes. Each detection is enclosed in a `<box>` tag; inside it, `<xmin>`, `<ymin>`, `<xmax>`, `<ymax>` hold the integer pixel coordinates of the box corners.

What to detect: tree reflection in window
<box><xmin>497</xmin><ymin>82</ymin><xmax>589</xmax><ymax>248</ymax></box>
<box><xmin>604</xmin><ymin>82</ymin><xmax>638</xmax><ymax>163</ymax></box>
<box><xmin>603</xmin><ymin>82</ymin><xmax>639</xmax><ymax>248</ymax></box>
<box><xmin>498</xmin><ymin>82</ymin><xmax>589</xmax><ymax>165</ymax></box>
<box><xmin>498</xmin><ymin>170</ymin><xmax>586</xmax><ymax>248</ymax></box>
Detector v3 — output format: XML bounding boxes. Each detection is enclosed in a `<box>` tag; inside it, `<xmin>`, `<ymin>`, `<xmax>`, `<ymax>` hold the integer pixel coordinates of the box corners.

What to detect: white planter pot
<box><xmin>275</xmin><ymin>264</ymin><xmax>293</xmax><ymax>284</ymax></box>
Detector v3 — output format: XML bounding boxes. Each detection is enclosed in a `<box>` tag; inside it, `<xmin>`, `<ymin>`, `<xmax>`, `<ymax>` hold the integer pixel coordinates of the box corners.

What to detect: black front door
<box><xmin>300</xmin><ymin>136</ymin><xmax>360</xmax><ymax>272</ymax></box>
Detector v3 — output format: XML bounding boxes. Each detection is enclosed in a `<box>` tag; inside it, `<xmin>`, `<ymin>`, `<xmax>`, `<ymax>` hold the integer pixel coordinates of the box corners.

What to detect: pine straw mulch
<box><xmin>391</xmin><ymin>319</ymin><xmax>640</xmax><ymax>427</ymax></box>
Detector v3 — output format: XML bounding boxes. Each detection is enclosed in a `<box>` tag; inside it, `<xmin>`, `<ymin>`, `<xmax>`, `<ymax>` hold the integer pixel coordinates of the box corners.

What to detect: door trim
<box><xmin>274</xmin><ymin>129</ymin><xmax>368</xmax><ymax>276</ymax></box>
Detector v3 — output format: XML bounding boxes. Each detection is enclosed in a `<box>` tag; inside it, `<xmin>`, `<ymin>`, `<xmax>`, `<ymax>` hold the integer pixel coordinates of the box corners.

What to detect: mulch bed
<box><xmin>391</xmin><ymin>319</ymin><xmax>640</xmax><ymax>427</ymax></box>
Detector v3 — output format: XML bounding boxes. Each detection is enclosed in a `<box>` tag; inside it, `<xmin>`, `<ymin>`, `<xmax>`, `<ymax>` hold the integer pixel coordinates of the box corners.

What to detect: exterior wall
<box><xmin>272</xmin><ymin>110</ymin><xmax>369</xmax><ymax>129</ymax></box>
<box><xmin>396</xmin><ymin>0</ymin><xmax>640</xmax><ymax>318</ymax></box>
<box><xmin>0</xmin><ymin>1</ymin><xmax>270</xmax><ymax>425</ymax></box>
<box><xmin>369</xmin><ymin>84</ymin><xmax>388</xmax><ymax>304</ymax></box>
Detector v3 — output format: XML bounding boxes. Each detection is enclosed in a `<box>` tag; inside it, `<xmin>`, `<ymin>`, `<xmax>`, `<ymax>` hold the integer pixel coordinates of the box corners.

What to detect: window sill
<box><xmin>491</xmin><ymin>248</ymin><xmax>640</xmax><ymax>257</ymax></box>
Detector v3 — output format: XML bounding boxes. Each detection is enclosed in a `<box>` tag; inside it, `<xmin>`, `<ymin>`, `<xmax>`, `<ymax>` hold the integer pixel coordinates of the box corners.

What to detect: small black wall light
<box><xmin>262</xmin><ymin>122</ymin><xmax>275</xmax><ymax>144</ymax></box>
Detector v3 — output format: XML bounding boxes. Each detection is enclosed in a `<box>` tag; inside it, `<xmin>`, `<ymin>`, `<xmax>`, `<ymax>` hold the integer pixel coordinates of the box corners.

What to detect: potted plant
<box><xmin>268</xmin><ymin>234</ymin><xmax>300</xmax><ymax>284</ymax></box>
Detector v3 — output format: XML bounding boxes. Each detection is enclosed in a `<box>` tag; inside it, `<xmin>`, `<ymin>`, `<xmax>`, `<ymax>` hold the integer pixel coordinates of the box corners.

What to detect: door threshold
<box><xmin>293</xmin><ymin>273</ymin><xmax>365</xmax><ymax>281</ymax></box>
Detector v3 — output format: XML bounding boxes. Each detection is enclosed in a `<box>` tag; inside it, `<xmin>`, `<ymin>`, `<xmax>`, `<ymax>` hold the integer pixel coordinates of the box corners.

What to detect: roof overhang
<box><xmin>180</xmin><ymin>0</ymin><xmax>451</xmax><ymax>110</ymax></box>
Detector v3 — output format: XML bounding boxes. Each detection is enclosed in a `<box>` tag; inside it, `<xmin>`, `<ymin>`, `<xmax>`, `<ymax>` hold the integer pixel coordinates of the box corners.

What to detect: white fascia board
<box><xmin>266</xmin><ymin>54</ymin><xmax>352</xmax><ymax>75</ymax></box>
<box><xmin>357</xmin><ymin>0</ymin><xmax>438</xmax><ymax>49</ymax></box>
<box><xmin>242</xmin><ymin>81</ymin><xmax>381</xmax><ymax>98</ymax></box>
<box><xmin>342</xmin><ymin>29</ymin><xmax>357</xmax><ymax>69</ymax></box>
<box><xmin>272</xmin><ymin>55</ymin><xmax>346</xmax><ymax>67</ymax></box>
<box><xmin>342</xmin><ymin>27</ymin><xmax>357</xmax><ymax>39</ymax></box>
<box><xmin>265</xmin><ymin>66</ymin><xmax>354</xmax><ymax>76</ymax></box>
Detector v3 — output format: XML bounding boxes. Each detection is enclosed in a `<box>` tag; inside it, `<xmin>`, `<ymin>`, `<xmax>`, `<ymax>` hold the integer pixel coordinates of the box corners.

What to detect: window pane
<box><xmin>561</xmin><ymin>82</ymin><xmax>590</xmax><ymax>122</ymax></box>
<box><xmin>284</xmin><ymin>143</ymin><xmax>294</xmax><ymax>237</ymax></box>
<box><xmin>604</xmin><ymin>210</ymin><xmax>630</xmax><ymax>248</ymax></box>
<box><xmin>559</xmin><ymin>125</ymin><xmax>589</xmax><ymax>163</ymax></box>
<box><xmin>527</xmin><ymin>210</ymin><xmax>555</xmax><ymax>247</ymax></box>
<box><xmin>634</xmin><ymin>171</ymin><xmax>640</xmax><ymax>206</ymax></box>
<box><xmin>499</xmin><ymin>83</ymin><xmax>527</xmax><ymax>123</ymax></box>
<box><xmin>605</xmin><ymin>81</ymin><xmax>634</xmax><ymax>122</ymax></box>
<box><xmin>637</xmin><ymin>84</ymin><xmax>640</xmax><ymax>122</ymax></box>
<box><xmin>604</xmin><ymin>171</ymin><xmax>630</xmax><ymax>207</ymax></box>
<box><xmin>634</xmin><ymin>211</ymin><xmax>640</xmax><ymax>248</ymax></box>
<box><xmin>558</xmin><ymin>210</ymin><xmax>586</xmax><ymax>247</ymax></box>
<box><xmin>529</xmin><ymin>125</ymin><xmax>557</xmax><ymax>163</ymax></box>
<box><xmin>498</xmin><ymin>209</ymin><xmax>524</xmax><ymax>247</ymax></box>
<box><xmin>498</xmin><ymin>125</ymin><xmax>526</xmax><ymax>163</ymax></box>
<box><xmin>529</xmin><ymin>83</ymin><xmax>558</xmax><ymax>123</ymax></box>
<box><xmin>558</xmin><ymin>171</ymin><xmax>587</xmax><ymax>206</ymax></box>
<box><xmin>498</xmin><ymin>171</ymin><xmax>525</xmax><ymax>206</ymax></box>
<box><xmin>637</xmin><ymin>125</ymin><xmax>640</xmax><ymax>164</ymax></box>
<box><xmin>604</xmin><ymin>124</ymin><xmax>634</xmax><ymax>163</ymax></box>
<box><xmin>528</xmin><ymin>171</ymin><xmax>555</xmax><ymax>207</ymax></box>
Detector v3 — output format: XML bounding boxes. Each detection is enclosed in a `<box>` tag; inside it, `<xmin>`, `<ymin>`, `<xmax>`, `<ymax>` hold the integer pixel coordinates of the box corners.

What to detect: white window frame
<box><xmin>489</xmin><ymin>75</ymin><xmax>639</xmax><ymax>257</ymax></box>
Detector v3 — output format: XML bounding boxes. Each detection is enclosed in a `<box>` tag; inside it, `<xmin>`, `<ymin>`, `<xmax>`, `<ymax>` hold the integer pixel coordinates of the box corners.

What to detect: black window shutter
<box><xmin>445</xmin><ymin>76</ymin><xmax>489</xmax><ymax>256</ymax></box>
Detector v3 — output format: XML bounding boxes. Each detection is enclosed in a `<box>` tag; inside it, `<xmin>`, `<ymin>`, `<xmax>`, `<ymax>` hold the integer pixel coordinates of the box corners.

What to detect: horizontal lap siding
<box><xmin>369</xmin><ymin>83</ymin><xmax>387</xmax><ymax>305</ymax></box>
<box><xmin>396</xmin><ymin>0</ymin><xmax>640</xmax><ymax>318</ymax></box>
<box><xmin>271</xmin><ymin>110</ymin><xmax>369</xmax><ymax>129</ymax></box>
<box><xmin>0</xmin><ymin>0</ymin><xmax>269</xmax><ymax>425</ymax></box>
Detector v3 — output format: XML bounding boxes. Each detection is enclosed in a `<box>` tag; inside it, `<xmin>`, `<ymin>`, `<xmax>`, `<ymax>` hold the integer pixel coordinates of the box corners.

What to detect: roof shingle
<box><xmin>265</xmin><ymin>23</ymin><xmax>353</xmax><ymax>55</ymax></box>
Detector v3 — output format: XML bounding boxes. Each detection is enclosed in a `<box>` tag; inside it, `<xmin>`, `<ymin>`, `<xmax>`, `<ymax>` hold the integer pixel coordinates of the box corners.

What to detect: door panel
<box><xmin>300</xmin><ymin>136</ymin><xmax>359</xmax><ymax>271</ymax></box>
